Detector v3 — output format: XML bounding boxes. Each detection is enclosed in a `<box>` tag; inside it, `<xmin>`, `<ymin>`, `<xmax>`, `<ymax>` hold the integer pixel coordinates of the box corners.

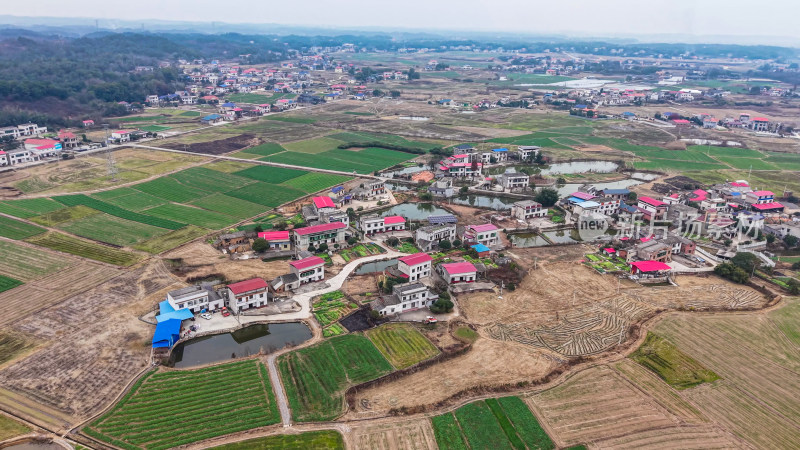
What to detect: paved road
<box><xmin>263</xmin><ymin>245</ymin><xmax>408</xmax><ymax>426</ymax></box>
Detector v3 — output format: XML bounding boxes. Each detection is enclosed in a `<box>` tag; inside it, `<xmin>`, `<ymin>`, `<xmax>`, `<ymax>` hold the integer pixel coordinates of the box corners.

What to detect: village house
<box><xmin>598</xmin><ymin>188</ymin><xmax>630</xmax><ymax>201</ymax></box>
<box><xmin>288</xmin><ymin>255</ymin><xmax>326</xmax><ymax>286</ymax></box>
<box><xmin>225</xmin><ymin>278</ymin><xmax>271</xmax><ymax>312</ymax></box>
<box><xmin>58</xmin><ymin>130</ymin><xmax>79</xmax><ymax>149</ymax></box>
<box><xmin>636</xmin><ymin>241</ymin><xmax>672</xmax><ymax>263</ymax></box>
<box><xmin>0</xmin><ymin>151</ymin><xmax>7</xmax><ymax>166</ymax></box>
<box><xmin>358</xmin><ymin>215</ymin><xmax>406</xmax><ymax>235</ymax></box>
<box><xmin>415</xmin><ymin>223</ymin><xmax>457</xmax><ymax>251</ymax></box>
<box><xmin>428</xmin><ymin>179</ymin><xmax>455</xmax><ymax>198</ymax></box>
<box><xmin>201</xmin><ymin>114</ymin><xmax>224</xmax><ymax>125</ymax></box>
<box><xmin>22</xmin><ymin>138</ymin><xmax>62</xmax><ymax>160</ymax></box>
<box><xmin>370</xmin><ymin>282</ymin><xmax>438</xmax><ymax>316</ymax></box>
<box><xmin>3</xmin><ymin>148</ymin><xmax>32</xmax><ymax>165</ymax></box>
<box><xmin>0</xmin><ymin>123</ymin><xmax>47</xmax><ymax>139</ymax></box>
<box><xmin>110</xmin><ymin>130</ymin><xmax>136</xmax><ymax>143</ymax></box>
<box><xmin>439</xmin><ymin>161</ymin><xmax>482</xmax><ymax>177</ymax></box>
<box><xmin>637</xmin><ymin>196</ymin><xmax>668</xmax><ymax>221</ymax></box>
<box><xmin>292</xmin><ymin>221</ymin><xmax>348</xmax><ymax>250</ymax></box>
<box><xmin>215</xmin><ymin>231</ymin><xmax>250</xmax><ymax>254</ymax></box>
<box><xmin>166</xmin><ymin>285</ymin><xmax>225</xmax><ymax>314</ymax></box>
<box><xmin>515</xmin><ymin>145</ymin><xmax>540</xmax><ymax>161</ymax></box>
<box><xmin>662</xmin><ymin>235</ymin><xmax>697</xmax><ymax>255</ymax></box>
<box><xmin>629</xmin><ymin>260</ymin><xmax>671</xmax><ymax>278</ymax></box>
<box><xmin>397</xmin><ymin>252</ymin><xmax>432</xmax><ymax>282</ymax></box>
<box><xmin>745</xmin><ymin>190</ymin><xmax>774</xmax><ymax>204</ymax></box>
<box><xmin>462</xmin><ymin>224</ymin><xmax>500</xmax><ymax>247</ymax></box>
<box><xmin>257</xmin><ymin>231</ymin><xmax>292</xmax><ymax>251</ymax></box>
<box><xmin>511</xmin><ymin>200</ymin><xmax>547</xmax><ymax>221</ymax></box>
<box><xmin>439</xmin><ymin>261</ymin><xmax>478</xmax><ymax>284</ymax></box>
<box><xmin>750</xmin><ymin>117</ymin><xmax>769</xmax><ymax>132</ymax></box>
<box><xmin>350</xmin><ymin>180</ymin><xmax>386</xmax><ymax>200</ymax></box>
<box><xmin>496</xmin><ymin>168</ymin><xmax>529</xmax><ymax>190</ymax></box>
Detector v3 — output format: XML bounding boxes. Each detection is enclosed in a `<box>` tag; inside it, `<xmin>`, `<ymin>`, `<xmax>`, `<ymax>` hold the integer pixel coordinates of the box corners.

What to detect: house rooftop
<box><xmin>227</xmin><ymin>278</ymin><xmax>268</xmax><ymax>295</ymax></box>
<box><xmin>293</xmin><ymin>221</ymin><xmax>347</xmax><ymax>236</ymax></box>
<box><xmin>398</xmin><ymin>253</ymin><xmax>432</xmax><ymax>266</ymax></box>
<box><xmin>441</xmin><ymin>261</ymin><xmax>477</xmax><ymax>275</ymax></box>
<box><xmin>258</xmin><ymin>231</ymin><xmax>290</xmax><ymax>241</ymax></box>
<box><xmin>639</xmin><ymin>196</ymin><xmax>667</xmax><ymax>207</ymax></box>
<box><xmin>290</xmin><ymin>256</ymin><xmax>325</xmax><ymax>271</ymax></box>
<box><xmin>630</xmin><ymin>260</ymin><xmax>671</xmax><ymax>272</ymax></box>
<box><xmin>468</xmin><ymin>224</ymin><xmax>498</xmax><ymax>233</ymax></box>
<box><xmin>312</xmin><ymin>196</ymin><xmax>335</xmax><ymax>209</ymax></box>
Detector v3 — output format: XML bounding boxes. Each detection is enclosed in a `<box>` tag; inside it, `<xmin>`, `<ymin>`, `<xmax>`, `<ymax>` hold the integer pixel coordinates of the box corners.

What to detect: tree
<box><xmin>251</xmin><ymin>238</ymin><xmax>269</xmax><ymax>253</ymax></box>
<box><xmin>556</xmin><ymin>177</ymin><xmax>567</xmax><ymax>186</ymax></box>
<box><xmin>273</xmin><ymin>221</ymin><xmax>288</xmax><ymax>231</ymax></box>
<box><xmin>793</xmin><ymin>261</ymin><xmax>800</xmax><ymax>270</ymax></box>
<box><xmin>534</xmin><ymin>188</ymin><xmax>559</xmax><ymax>207</ymax></box>
<box><xmin>372</xmin><ymin>89</ymin><xmax>384</xmax><ymax>97</ymax></box>
<box><xmin>787</xmin><ymin>278</ymin><xmax>800</xmax><ymax>295</ymax></box>
<box><xmin>730</xmin><ymin>252</ymin><xmax>761</xmax><ymax>274</ymax></box>
<box><xmin>347</xmin><ymin>237</ymin><xmax>358</xmax><ymax>245</ymax></box>
<box><xmin>390</xmin><ymin>90</ymin><xmax>401</xmax><ymax>98</ymax></box>
<box><xmin>254</xmin><ymin>224</ymin><xmax>264</xmax><ymax>233</ymax></box>
<box><xmin>534</xmin><ymin>152</ymin><xmax>545</xmax><ymax>165</ymax></box>
<box><xmin>307</xmin><ymin>244</ymin><xmax>316</xmax><ymax>252</ymax></box>
<box><xmin>714</xmin><ymin>262</ymin><xmax>750</xmax><ymax>283</ymax></box>
<box><xmin>452</xmin><ymin>239</ymin><xmax>462</xmax><ymax>248</ymax></box>
<box><xmin>766</xmin><ymin>233</ymin><xmax>776</xmax><ymax>244</ymax></box>
<box><xmin>387</xmin><ymin>237</ymin><xmax>400</xmax><ymax>247</ymax></box>
<box><xmin>317</xmin><ymin>243</ymin><xmax>329</xmax><ymax>253</ymax></box>
<box><xmin>429</xmin><ymin>298</ymin><xmax>454</xmax><ymax>313</ymax></box>
<box><xmin>459</xmin><ymin>186</ymin><xmax>469</xmax><ymax>194</ymax></box>
<box><xmin>626</xmin><ymin>192</ymin><xmax>638</xmax><ymax>203</ymax></box>
<box><xmin>419</xmin><ymin>192</ymin><xmax>433</xmax><ymax>201</ymax></box>
<box><xmin>490</xmin><ymin>156</ymin><xmax>497</xmax><ymax>164</ymax></box>
<box><xmin>438</xmin><ymin>239</ymin><xmax>452</xmax><ymax>250</ymax></box>
<box><xmin>784</xmin><ymin>235</ymin><xmax>799</xmax><ymax>248</ymax></box>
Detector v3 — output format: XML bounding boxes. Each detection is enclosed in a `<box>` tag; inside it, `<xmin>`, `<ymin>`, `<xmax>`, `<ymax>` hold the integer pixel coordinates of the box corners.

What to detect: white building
<box><xmin>462</xmin><ymin>224</ymin><xmax>500</xmax><ymax>247</ymax></box>
<box><xmin>166</xmin><ymin>285</ymin><xmax>224</xmax><ymax>313</ymax></box>
<box><xmin>292</xmin><ymin>222</ymin><xmax>347</xmax><ymax>250</ymax></box>
<box><xmin>439</xmin><ymin>261</ymin><xmax>477</xmax><ymax>284</ymax></box>
<box><xmin>370</xmin><ymin>282</ymin><xmax>438</xmax><ymax>316</ymax></box>
<box><xmin>511</xmin><ymin>200</ymin><xmax>547</xmax><ymax>221</ymax></box>
<box><xmin>496</xmin><ymin>168</ymin><xmax>529</xmax><ymax>190</ymax></box>
<box><xmin>415</xmin><ymin>223</ymin><xmax>457</xmax><ymax>251</ymax></box>
<box><xmin>516</xmin><ymin>145</ymin><xmax>540</xmax><ymax>161</ymax></box>
<box><xmin>397</xmin><ymin>253</ymin><xmax>432</xmax><ymax>282</ymax></box>
<box><xmin>289</xmin><ymin>256</ymin><xmax>326</xmax><ymax>284</ymax></box>
<box><xmin>358</xmin><ymin>215</ymin><xmax>406</xmax><ymax>235</ymax></box>
<box><xmin>225</xmin><ymin>278</ymin><xmax>271</xmax><ymax>312</ymax></box>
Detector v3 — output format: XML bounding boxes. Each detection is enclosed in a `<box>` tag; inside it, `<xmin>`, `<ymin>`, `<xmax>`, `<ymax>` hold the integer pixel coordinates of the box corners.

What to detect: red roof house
<box><xmin>293</xmin><ymin>222</ymin><xmax>346</xmax><ymax>236</ymax></box>
<box><xmin>289</xmin><ymin>256</ymin><xmax>325</xmax><ymax>271</ymax></box>
<box><xmin>630</xmin><ymin>260</ymin><xmax>671</xmax><ymax>275</ymax></box>
<box><xmin>312</xmin><ymin>196</ymin><xmax>335</xmax><ymax>209</ymax></box>
<box><xmin>384</xmin><ymin>216</ymin><xmax>406</xmax><ymax>225</ymax></box>
<box><xmin>258</xmin><ymin>231</ymin><xmax>290</xmax><ymax>241</ymax></box>
<box><xmin>227</xmin><ymin>278</ymin><xmax>269</xmax><ymax>295</ymax></box>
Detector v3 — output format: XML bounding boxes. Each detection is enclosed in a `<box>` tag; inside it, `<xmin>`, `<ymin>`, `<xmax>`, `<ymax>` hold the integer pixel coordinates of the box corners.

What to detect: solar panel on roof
<box><xmin>427</xmin><ymin>214</ymin><xmax>457</xmax><ymax>224</ymax></box>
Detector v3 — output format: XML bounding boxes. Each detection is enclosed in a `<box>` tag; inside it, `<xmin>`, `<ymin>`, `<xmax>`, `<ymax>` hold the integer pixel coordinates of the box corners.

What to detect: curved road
<box><xmin>264</xmin><ymin>246</ymin><xmax>407</xmax><ymax>426</ymax></box>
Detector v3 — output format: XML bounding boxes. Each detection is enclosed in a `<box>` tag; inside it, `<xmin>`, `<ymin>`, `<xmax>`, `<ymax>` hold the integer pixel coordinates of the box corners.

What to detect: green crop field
<box><xmin>26</xmin><ymin>232</ymin><xmax>141</xmax><ymax>266</ymax></box>
<box><xmin>53</xmin><ymin>194</ymin><xmax>185</xmax><ymax>230</ymax></box>
<box><xmin>0</xmin><ymin>275</ymin><xmax>23</xmax><ymax>293</ymax></box>
<box><xmin>0</xmin><ymin>215</ymin><xmax>46</xmax><ymax>239</ymax></box>
<box><xmin>86</xmin><ymin>360</ymin><xmax>280</xmax><ymax>450</ymax></box>
<box><xmin>132</xmin><ymin>177</ymin><xmax>210</xmax><ymax>203</ymax></box>
<box><xmin>0</xmin><ymin>240</ymin><xmax>74</xmax><ymax>281</ymax></box>
<box><xmin>227</xmin><ymin>92</ymin><xmax>273</xmax><ymax>103</ymax></box>
<box><xmin>203</xmin><ymin>160</ymin><xmax>256</xmax><ymax>173</ymax></box>
<box><xmin>143</xmin><ymin>203</ymin><xmax>236</xmax><ymax>230</ymax></box>
<box><xmin>208</xmin><ymin>430</ymin><xmax>344</xmax><ymax>449</ymax></box>
<box><xmin>102</xmin><ymin>192</ymin><xmax>168</xmax><ymax>211</ymax></box>
<box><xmin>264</xmin><ymin>115</ymin><xmax>317</xmax><ymax>124</ymax></box>
<box><xmin>630</xmin><ymin>332</ymin><xmax>720</xmax><ymax>389</ymax></box>
<box><xmin>278</xmin><ymin>334</ymin><xmax>393</xmax><ymax>421</ymax></box>
<box><xmin>0</xmin><ymin>410</ymin><xmax>29</xmax><ymax>442</ymax></box>
<box><xmin>29</xmin><ymin>205</ymin><xmax>100</xmax><ymax>226</ymax></box>
<box><xmin>190</xmin><ymin>193</ymin><xmax>267</xmax><ymax>219</ymax></box>
<box><xmin>239</xmin><ymin>143</ymin><xmax>287</xmax><ymax>157</ymax></box>
<box><xmin>489</xmin><ymin>135</ymin><xmax>571</xmax><ymax>149</ymax></box>
<box><xmin>180</xmin><ymin>111</ymin><xmax>202</xmax><ymax>117</ymax></box>
<box><xmin>281</xmin><ymin>173</ymin><xmax>351</xmax><ymax>193</ymax></box>
<box><xmin>59</xmin><ymin>213</ymin><xmax>170</xmax><ymax>247</ymax></box>
<box><xmin>366</xmin><ymin>323</ymin><xmax>439</xmax><ymax>369</ymax></box>
<box><xmin>139</xmin><ymin>125</ymin><xmax>171</xmax><ymax>132</ymax></box>
<box><xmin>632</xmin><ymin>160</ymin><xmax>726</xmax><ymax>172</ymax></box>
<box><xmin>433</xmin><ymin>397</ymin><xmax>554</xmax><ymax>450</ymax></box>
<box><xmin>170</xmin><ymin>167</ymin><xmax>255</xmax><ymax>193</ymax></box>
<box><xmin>235</xmin><ymin>165</ymin><xmax>308</xmax><ymax>184</ymax></box>
<box><xmin>226</xmin><ymin>182</ymin><xmax>307</xmax><ymax>207</ymax></box>
<box><xmin>713</xmin><ymin>156</ymin><xmax>780</xmax><ymax>171</ymax></box>
<box><xmin>133</xmin><ymin>225</ymin><xmax>209</xmax><ymax>254</ymax></box>
<box><xmin>265</xmin><ymin>147</ymin><xmax>415</xmax><ymax>174</ymax></box>
<box><xmin>283</xmin><ymin>137</ymin><xmax>345</xmax><ymax>154</ymax></box>
<box><xmin>0</xmin><ymin>198</ymin><xmax>65</xmax><ymax>218</ymax></box>
<box><xmin>329</xmin><ymin>131</ymin><xmax>440</xmax><ymax>151</ymax></box>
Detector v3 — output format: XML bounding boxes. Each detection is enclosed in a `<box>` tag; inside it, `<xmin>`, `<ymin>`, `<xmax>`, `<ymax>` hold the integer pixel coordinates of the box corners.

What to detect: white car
<box><xmin>200</xmin><ymin>313</ymin><xmax>212</xmax><ymax>320</ymax></box>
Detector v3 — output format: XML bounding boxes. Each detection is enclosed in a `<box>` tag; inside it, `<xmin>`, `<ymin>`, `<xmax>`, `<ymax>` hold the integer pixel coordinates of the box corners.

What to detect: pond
<box><xmin>555</xmin><ymin>179</ymin><xmax>643</xmax><ymax>197</ymax></box>
<box><xmin>169</xmin><ymin>322</ymin><xmax>312</xmax><ymax>369</ymax></box>
<box><xmin>509</xmin><ymin>230</ymin><xmax>581</xmax><ymax>247</ymax></box>
<box><xmin>379</xmin><ymin>203</ymin><xmax>450</xmax><ymax>220</ymax></box>
<box><xmin>354</xmin><ymin>258</ymin><xmax>398</xmax><ymax>275</ymax></box>
<box><xmin>448</xmin><ymin>194</ymin><xmax>519</xmax><ymax>210</ymax></box>
<box><xmin>383</xmin><ymin>165</ymin><xmax>427</xmax><ymax>177</ymax></box>
<box><xmin>540</xmin><ymin>161</ymin><xmax>619</xmax><ymax>175</ymax></box>
<box><xmin>630</xmin><ymin>172</ymin><xmax>659</xmax><ymax>181</ymax></box>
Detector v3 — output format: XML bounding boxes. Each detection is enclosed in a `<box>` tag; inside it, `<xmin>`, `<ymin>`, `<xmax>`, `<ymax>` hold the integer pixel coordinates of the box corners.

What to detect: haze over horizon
<box><xmin>4</xmin><ymin>0</ymin><xmax>800</xmax><ymax>46</ymax></box>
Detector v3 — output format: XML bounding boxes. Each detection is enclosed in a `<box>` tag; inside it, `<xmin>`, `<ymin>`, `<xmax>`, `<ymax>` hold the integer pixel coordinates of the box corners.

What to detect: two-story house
<box><xmin>397</xmin><ymin>252</ymin><xmax>432</xmax><ymax>282</ymax></box>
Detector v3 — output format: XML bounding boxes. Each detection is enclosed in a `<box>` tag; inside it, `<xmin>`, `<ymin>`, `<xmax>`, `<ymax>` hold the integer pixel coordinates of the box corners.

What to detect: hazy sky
<box><xmin>6</xmin><ymin>0</ymin><xmax>800</xmax><ymax>42</ymax></box>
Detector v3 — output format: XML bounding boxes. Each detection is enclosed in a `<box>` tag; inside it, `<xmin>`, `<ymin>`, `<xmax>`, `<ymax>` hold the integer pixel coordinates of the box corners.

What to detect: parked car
<box><xmin>221</xmin><ymin>307</ymin><xmax>231</xmax><ymax>317</ymax></box>
<box><xmin>200</xmin><ymin>313</ymin><xmax>212</xmax><ymax>320</ymax></box>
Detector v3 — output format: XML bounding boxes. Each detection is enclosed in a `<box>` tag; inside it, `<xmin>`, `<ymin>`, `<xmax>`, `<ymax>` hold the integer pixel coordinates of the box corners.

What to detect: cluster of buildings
<box><xmin>436</xmin><ymin>144</ymin><xmax>539</xmax><ymax>179</ymax></box>
<box><xmin>0</xmin><ymin>123</ymin><xmax>78</xmax><ymax>166</ymax></box>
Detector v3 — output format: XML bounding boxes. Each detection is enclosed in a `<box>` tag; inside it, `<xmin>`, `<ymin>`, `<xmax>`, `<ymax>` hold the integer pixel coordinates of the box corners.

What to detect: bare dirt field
<box><xmin>0</xmin><ymin>261</ymin><xmax>180</xmax><ymax>426</ymax></box>
<box><xmin>345</xmin><ymin>338</ymin><xmax>558</xmax><ymax>419</ymax></box>
<box><xmin>345</xmin><ymin>417</ymin><xmax>438</xmax><ymax>450</ymax></box>
<box><xmin>162</xmin><ymin>241</ymin><xmax>292</xmax><ymax>283</ymax></box>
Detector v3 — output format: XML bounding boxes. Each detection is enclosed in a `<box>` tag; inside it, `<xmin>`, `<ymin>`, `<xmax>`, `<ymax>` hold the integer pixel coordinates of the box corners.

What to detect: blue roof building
<box><xmin>492</xmin><ymin>148</ymin><xmax>508</xmax><ymax>153</ymax></box>
<box><xmin>471</xmin><ymin>243</ymin><xmax>490</xmax><ymax>254</ymax></box>
<box><xmin>152</xmin><ymin>318</ymin><xmax>182</xmax><ymax>348</ymax></box>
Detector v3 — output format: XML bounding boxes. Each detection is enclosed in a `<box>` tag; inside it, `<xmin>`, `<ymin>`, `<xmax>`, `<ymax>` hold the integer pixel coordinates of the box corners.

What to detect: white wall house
<box><xmin>225</xmin><ymin>278</ymin><xmax>271</xmax><ymax>312</ymax></box>
<box><xmin>415</xmin><ymin>224</ymin><xmax>457</xmax><ymax>251</ymax></box>
<box><xmin>511</xmin><ymin>200</ymin><xmax>547</xmax><ymax>221</ymax></box>
<box><xmin>439</xmin><ymin>262</ymin><xmax>477</xmax><ymax>284</ymax></box>
<box><xmin>370</xmin><ymin>282</ymin><xmax>438</xmax><ymax>316</ymax></box>
<box><xmin>462</xmin><ymin>224</ymin><xmax>499</xmax><ymax>247</ymax></box>
<box><xmin>289</xmin><ymin>256</ymin><xmax>325</xmax><ymax>284</ymax></box>
<box><xmin>397</xmin><ymin>253</ymin><xmax>432</xmax><ymax>282</ymax></box>
<box><xmin>166</xmin><ymin>285</ymin><xmax>224</xmax><ymax>313</ymax></box>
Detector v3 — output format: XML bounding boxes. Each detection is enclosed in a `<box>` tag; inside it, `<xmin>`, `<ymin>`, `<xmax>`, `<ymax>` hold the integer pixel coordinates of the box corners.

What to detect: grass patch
<box><xmin>190</xmin><ymin>193</ymin><xmax>268</xmax><ymax>219</ymax></box>
<box><xmin>278</xmin><ymin>334</ymin><xmax>393</xmax><ymax>421</ymax></box>
<box><xmin>133</xmin><ymin>225</ymin><xmax>209</xmax><ymax>254</ymax></box>
<box><xmin>179</xmin><ymin>111</ymin><xmax>202</xmax><ymax>117</ymax></box>
<box><xmin>102</xmin><ymin>192</ymin><xmax>168</xmax><ymax>212</ymax></box>
<box><xmin>343</xmin><ymin>111</ymin><xmax>373</xmax><ymax>116</ymax></box>
<box><xmin>0</xmin><ymin>331</ymin><xmax>35</xmax><ymax>365</ymax></box>
<box><xmin>0</xmin><ymin>197</ymin><xmax>65</xmax><ymax>218</ymax></box>
<box><xmin>266</xmin><ymin>147</ymin><xmax>415</xmax><ymax>174</ymax></box>
<box><xmin>139</xmin><ymin>125</ymin><xmax>171</xmax><ymax>132</ymax></box>
<box><xmin>0</xmin><ymin>240</ymin><xmax>73</xmax><ymax>281</ymax></box>
<box><xmin>240</xmin><ymin>143</ymin><xmax>287</xmax><ymax>157</ymax></box>
<box><xmin>26</xmin><ymin>232</ymin><xmax>141</xmax><ymax>266</ymax></box>
<box><xmin>226</xmin><ymin>92</ymin><xmax>274</xmax><ymax>103</ymax></box>
<box><xmin>453</xmin><ymin>326</ymin><xmax>478</xmax><ymax>343</ymax></box>
<box><xmin>29</xmin><ymin>205</ymin><xmax>100</xmax><ymax>226</ymax></box>
<box><xmin>0</xmin><ymin>215</ymin><xmax>46</xmax><ymax>239</ymax></box>
<box><xmin>264</xmin><ymin>115</ymin><xmax>317</xmax><ymax>124</ymax></box>
<box><xmin>86</xmin><ymin>360</ymin><xmax>280</xmax><ymax>450</ymax></box>
<box><xmin>208</xmin><ymin>430</ymin><xmax>344</xmax><ymax>449</ymax></box>
<box><xmin>235</xmin><ymin>165</ymin><xmax>308</xmax><ymax>184</ymax></box>
<box><xmin>0</xmin><ymin>412</ymin><xmax>30</xmax><ymax>441</ymax></box>
<box><xmin>322</xmin><ymin>323</ymin><xmax>346</xmax><ymax>338</ymax></box>
<box><xmin>283</xmin><ymin>137</ymin><xmax>345</xmax><ymax>154</ymax></box>
<box><xmin>59</xmin><ymin>213</ymin><xmax>170</xmax><ymax>247</ymax></box>
<box><xmin>631</xmin><ymin>332</ymin><xmax>720</xmax><ymax>389</ymax></box>
<box><xmin>170</xmin><ymin>167</ymin><xmax>256</xmax><ymax>193</ymax></box>
<box><xmin>431</xmin><ymin>413</ymin><xmax>468</xmax><ymax>450</ymax></box>
<box><xmin>281</xmin><ymin>173</ymin><xmax>352</xmax><ymax>193</ymax></box>
<box><xmin>53</xmin><ymin>194</ymin><xmax>185</xmax><ymax>230</ymax></box>
<box><xmin>143</xmin><ymin>203</ymin><xmax>237</xmax><ymax>230</ymax></box>
<box><xmin>225</xmin><ymin>182</ymin><xmax>307</xmax><ymax>207</ymax></box>
<box><xmin>366</xmin><ymin>323</ymin><xmax>439</xmax><ymax>369</ymax></box>
<box><xmin>132</xmin><ymin>177</ymin><xmax>211</xmax><ymax>203</ymax></box>
<box><xmin>203</xmin><ymin>160</ymin><xmax>256</xmax><ymax>173</ymax></box>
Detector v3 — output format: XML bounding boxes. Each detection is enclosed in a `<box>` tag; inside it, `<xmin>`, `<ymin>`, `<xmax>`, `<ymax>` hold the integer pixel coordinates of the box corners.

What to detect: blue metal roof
<box><xmin>568</xmin><ymin>197</ymin><xmax>586</xmax><ymax>203</ymax></box>
<box><xmin>602</xmin><ymin>189</ymin><xmax>630</xmax><ymax>195</ymax></box>
<box><xmin>152</xmin><ymin>318</ymin><xmax>182</xmax><ymax>348</ymax></box>
<box><xmin>492</xmin><ymin>148</ymin><xmax>508</xmax><ymax>152</ymax></box>
<box><xmin>202</xmin><ymin>114</ymin><xmax>222</xmax><ymax>120</ymax></box>
<box><xmin>221</xmin><ymin>102</ymin><xmax>236</xmax><ymax>107</ymax></box>
<box><xmin>332</xmin><ymin>186</ymin><xmax>344</xmax><ymax>193</ymax></box>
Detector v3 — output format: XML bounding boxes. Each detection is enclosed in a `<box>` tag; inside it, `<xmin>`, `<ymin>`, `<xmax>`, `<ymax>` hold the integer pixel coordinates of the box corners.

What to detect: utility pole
<box><xmin>102</xmin><ymin>124</ymin><xmax>118</xmax><ymax>182</ymax></box>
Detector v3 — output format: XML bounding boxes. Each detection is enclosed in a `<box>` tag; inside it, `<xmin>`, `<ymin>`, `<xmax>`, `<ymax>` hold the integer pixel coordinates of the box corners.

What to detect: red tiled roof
<box><xmin>399</xmin><ymin>253</ymin><xmax>432</xmax><ymax>266</ymax></box>
<box><xmin>639</xmin><ymin>196</ymin><xmax>666</xmax><ymax>207</ymax></box>
<box><xmin>258</xmin><ymin>231</ymin><xmax>290</xmax><ymax>241</ymax></box>
<box><xmin>730</xmin><ymin>182</ymin><xmax>749</xmax><ymax>187</ymax></box>
<box><xmin>293</xmin><ymin>221</ymin><xmax>346</xmax><ymax>236</ymax></box>
<box><xmin>671</xmin><ymin>119</ymin><xmax>690</xmax><ymax>124</ymax></box>
<box><xmin>630</xmin><ymin>260</ymin><xmax>671</xmax><ymax>272</ymax></box>
<box><xmin>570</xmin><ymin>191</ymin><xmax>596</xmax><ymax>200</ymax></box>
<box><xmin>24</xmin><ymin>138</ymin><xmax>59</xmax><ymax>146</ymax></box>
<box><xmin>289</xmin><ymin>256</ymin><xmax>325</xmax><ymax>270</ymax></box>
<box><xmin>751</xmin><ymin>202</ymin><xmax>784</xmax><ymax>210</ymax></box>
<box><xmin>604</xmin><ymin>248</ymin><xmax>616</xmax><ymax>253</ymax></box>
<box><xmin>58</xmin><ymin>131</ymin><xmax>76</xmax><ymax>139</ymax></box>
<box><xmin>227</xmin><ymin>278</ymin><xmax>268</xmax><ymax>295</ymax></box>
<box><xmin>441</xmin><ymin>262</ymin><xmax>477</xmax><ymax>275</ymax></box>
<box><xmin>384</xmin><ymin>216</ymin><xmax>406</xmax><ymax>225</ymax></box>
<box><xmin>752</xmin><ymin>117</ymin><xmax>769</xmax><ymax>122</ymax></box>
<box><xmin>468</xmin><ymin>224</ymin><xmax>498</xmax><ymax>233</ymax></box>
<box><xmin>751</xmin><ymin>190</ymin><xmax>774</xmax><ymax>196</ymax></box>
<box><xmin>312</xmin><ymin>196</ymin><xmax>335</xmax><ymax>209</ymax></box>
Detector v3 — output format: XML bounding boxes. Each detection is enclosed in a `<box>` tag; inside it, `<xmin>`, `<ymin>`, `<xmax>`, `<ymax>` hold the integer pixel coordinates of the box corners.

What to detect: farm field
<box><xmin>142</xmin><ymin>203</ymin><xmax>236</xmax><ymax>230</ymax></box>
<box><xmin>278</xmin><ymin>334</ymin><xmax>393</xmax><ymax>421</ymax></box>
<box><xmin>234</xmin><ymin>165</ymin><xmax>307</xmax><ymax>184</ymax></box>
<box><xmin>282</xmin><ymin>173</ymin><xmax>351</xmax><ymax>193</ymax></box>
<box><xmin>190</xmin><ymin>193</ymin><xmax>268</xmax><ymax>219</ymax></box>
<box><xmin>238</xmin><ymin>142</ymin><xmax>287</xmax><ymax>157</ymax></box>
<box><xmin>0</xmin><ymin>197</ymin><xmax>66</xmax><ymax>218</ymax></box>
<box><xmin>59</xmin><ymin>213</ymin><xmax>170</xmax><ymax>247</ymax></box>
<box><xmin>25</xmin><ymin>232</ymin><xmax>142</xmax><ymax>266</ymax></box>
<box><xmin>86</xmin><ymin>360</ymin><xmax>280</xmax><ymax>450</ymax></box>
<box><xmin>365</xmin><ymin>323</ymin><xmax>440</xmax><ymax>369</ymax></box>
<box><xmin>265</xmin><ymin>147</ymin><xmax>416</xmax><ymax>174</ymax></box>
<box><xmin>347</xmin><ymin>418</ymin><xmax>437</xmax><ymax>450</ymax></box>
<box><xmin>0</xmin><ymin>215</ymin><xmax>45</xmax><ymax>239</ymax></box>
<box><xmin>53</xmin><ymin>194</ymin><xmax>185</xmax><ymax>230</ymax></box>
<box><xmin>630</xmin><ymin>332</ymin><xmax>719</xmax><ymax>389</ymax></box>
<box><xmin>226</xmin><ymin>182</ymin><xmax>308</xmax><ymax>207</ymax></box>
<box><xmin>0</xmin><ymin>240</ymin><xmax>76</xmax><ymax>281</ymax></box>
<box><xmin>29</xmin><ymin>205</ymin><xmax>99</xmax><ymax>226</ymax></box>
<box><xmin>0</xmin><ymin>332</ymin><xmax>35</xmax><ymax>366</ymax></box>
<box><xmin>283</xmin><ymin>136</ymin><xmax>345</xmax><ymax>154</ymax></box>
<box><xmin>432</xmin><ymin>397</ymin><xmax>554</xmax><ymax>450</ymax></box>
<box><xmin>132</xmin><ymin>225</ymin><xmax>209</xmax><ymax>254</ymax></box>
<box><xmin>0</xmin><ymin>275</ymin><xmax>23</xmax><ymax>293</ymax></box>
<box><xmin>209</xmin><ymin>430</ymin><xmax>344</xmax><ymax>449</ymax></box>
<box><xmin>0</xmin><ymin>413</ymin><xmax>29</xmax><ymax>441</ymax></box>
<box><xmin>313</xmin><ymin>291</ymin><xmax>357</xmax><ymax>328</ymax></box>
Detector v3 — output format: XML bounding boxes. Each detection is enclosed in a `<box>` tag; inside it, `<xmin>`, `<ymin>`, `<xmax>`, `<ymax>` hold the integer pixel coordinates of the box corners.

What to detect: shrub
<box><xmin>430</xmin><ymin>298</ymin><xmax>454</xmax><ymax>313</ymax></box>
<box><xmin>252</xmin><ymin>238</ymin><xmax>268</xmax><ymax>253</ymax></box>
